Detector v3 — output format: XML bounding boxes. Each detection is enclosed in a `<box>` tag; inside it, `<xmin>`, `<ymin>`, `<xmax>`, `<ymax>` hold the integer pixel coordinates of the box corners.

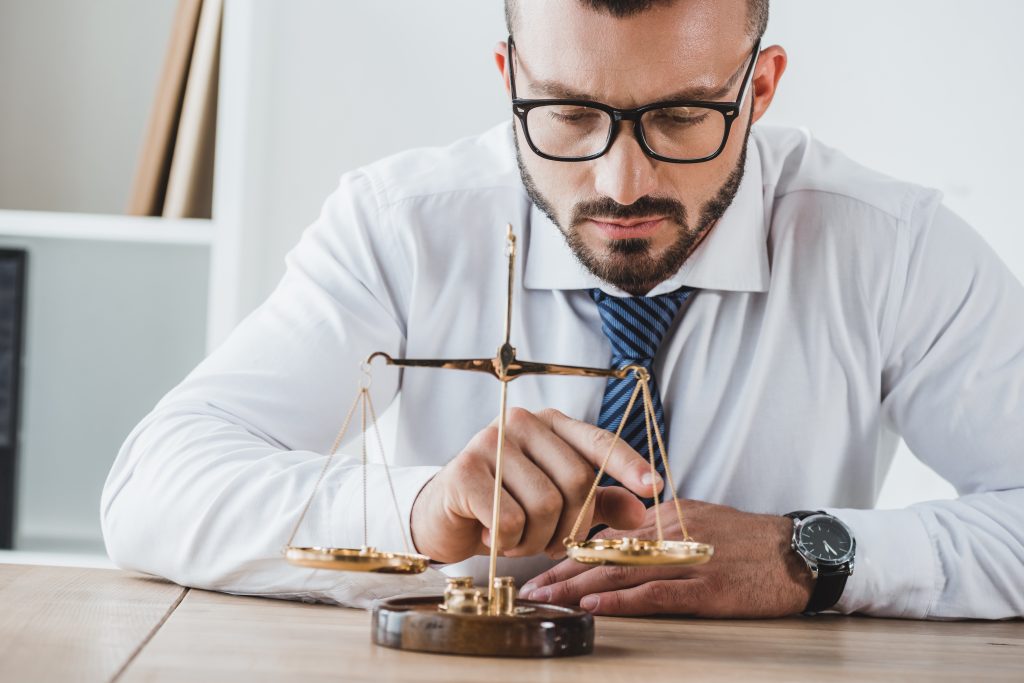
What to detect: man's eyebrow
<box><xmin>526</xmin><ymin>60</ymin><xmax>745</xmax><ymax>104</ymax></box>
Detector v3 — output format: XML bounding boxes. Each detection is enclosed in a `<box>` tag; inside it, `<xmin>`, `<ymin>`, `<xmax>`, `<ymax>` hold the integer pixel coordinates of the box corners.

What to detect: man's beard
<box><xmin>514</xmin><ymin>122</ymin><xmax>751</xmax><ymax>295</ymax></box>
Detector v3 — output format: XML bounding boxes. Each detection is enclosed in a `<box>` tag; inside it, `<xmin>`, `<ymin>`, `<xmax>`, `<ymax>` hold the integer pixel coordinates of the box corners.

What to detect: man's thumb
<box><xmin>592</xmin><ymin>486</ymin><xmax>646</xmax><ymax>531</ymax></box>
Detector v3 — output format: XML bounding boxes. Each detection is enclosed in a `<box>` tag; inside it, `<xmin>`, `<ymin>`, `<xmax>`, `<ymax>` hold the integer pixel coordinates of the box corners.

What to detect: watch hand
<box><xmin>823</xmin><ymin>541</ymin><xmax>837</xmax><ymax>556</ymax></box>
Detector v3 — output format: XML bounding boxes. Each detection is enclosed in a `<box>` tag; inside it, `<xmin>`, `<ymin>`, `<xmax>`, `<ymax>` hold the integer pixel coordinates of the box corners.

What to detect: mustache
<box><xmin>569</xmin><ymin>195</ymin><xmax>687</xmax><ymax>230</ymax></box>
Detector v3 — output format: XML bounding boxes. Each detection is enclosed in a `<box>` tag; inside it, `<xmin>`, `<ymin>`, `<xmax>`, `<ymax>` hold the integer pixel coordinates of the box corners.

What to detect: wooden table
<box><xmin>1</xmin><ymin>564</ymin><xmax>1021</xmax><ymax>682</ymax></box>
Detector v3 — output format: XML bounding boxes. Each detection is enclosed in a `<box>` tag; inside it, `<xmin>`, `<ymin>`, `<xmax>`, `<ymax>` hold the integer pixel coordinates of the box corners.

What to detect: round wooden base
<box><xmin>372</xmin><ymin>596</ymin><xmax>594</xmax><ymax>658</ymax></box>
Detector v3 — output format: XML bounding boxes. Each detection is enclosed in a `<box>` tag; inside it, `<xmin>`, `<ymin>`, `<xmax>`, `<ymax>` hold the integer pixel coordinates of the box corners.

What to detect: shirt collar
<box><xmin>522</xmin><ymin>138</ymin><xmax>770</xmax><ymax>296</ymax></box>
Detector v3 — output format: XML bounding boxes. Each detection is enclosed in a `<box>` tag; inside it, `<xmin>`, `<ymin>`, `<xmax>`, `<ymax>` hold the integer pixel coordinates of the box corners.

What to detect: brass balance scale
<box><xmin>284</xmin><ymin>225</ymin><xmax>713</xmax><ymax>657</ymax></box>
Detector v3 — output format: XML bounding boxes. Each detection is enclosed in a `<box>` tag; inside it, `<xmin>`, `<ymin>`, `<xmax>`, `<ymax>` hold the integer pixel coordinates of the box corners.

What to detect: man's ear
<box><xmin>751</xmin><ymin>44</ymin><xmax>787</xmax><ymax>124</ymax></box>
<box><xmin>494</xmin><ymin>40</ymin><xmax>512</xmax><ymax>97</ymax></box>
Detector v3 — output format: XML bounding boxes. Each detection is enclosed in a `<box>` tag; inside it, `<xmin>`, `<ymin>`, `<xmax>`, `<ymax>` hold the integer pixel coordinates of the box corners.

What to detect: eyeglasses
<box><xmin>507</xmin><ymin>35</ymin><xmax>761</xmax><ymax>164</ymax></box>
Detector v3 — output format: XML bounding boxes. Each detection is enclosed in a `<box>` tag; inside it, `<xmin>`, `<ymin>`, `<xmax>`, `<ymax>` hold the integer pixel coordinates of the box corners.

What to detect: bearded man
<box><xmin>102</xmin><ymin>0</ymin><xmax>1024</xmax><ymax>620</ymax></box>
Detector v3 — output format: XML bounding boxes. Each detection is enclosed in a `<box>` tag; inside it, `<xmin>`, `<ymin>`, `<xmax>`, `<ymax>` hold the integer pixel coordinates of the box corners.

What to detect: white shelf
<box><xmin>0</xmin><ymin>209</ymin><xmax>214</xmax><ymax>246</ymax></box>
<box><xmin>0</xmin><ymin>549</ymin><xmax>114</xmax><ymax>569</ymax></box>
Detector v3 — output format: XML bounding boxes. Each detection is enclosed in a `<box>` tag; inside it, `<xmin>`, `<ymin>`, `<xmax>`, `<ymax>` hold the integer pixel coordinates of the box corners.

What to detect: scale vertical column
<box><xmin>486</xmin><ymin>226</ymin><xmax>517</xmax><ymax>611</ymax></box>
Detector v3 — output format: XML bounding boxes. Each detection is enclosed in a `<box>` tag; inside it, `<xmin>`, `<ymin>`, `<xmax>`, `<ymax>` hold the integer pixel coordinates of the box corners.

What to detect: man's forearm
<box><xmin>829</xmin><ymin>489</ymin><xmax>1024</xmax><ymax>619</ymax></box>
<box><xmin>101</xmin><ymin>402</ymin><xmax>444</xmax><ymax>606</ymax></box>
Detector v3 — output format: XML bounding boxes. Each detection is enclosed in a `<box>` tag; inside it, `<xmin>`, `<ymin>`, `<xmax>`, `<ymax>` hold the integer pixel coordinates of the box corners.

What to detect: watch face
<box><xmin>796</xmin><ymin>515</ymin><xmax>854</xmax><ymax>565</ymax></box>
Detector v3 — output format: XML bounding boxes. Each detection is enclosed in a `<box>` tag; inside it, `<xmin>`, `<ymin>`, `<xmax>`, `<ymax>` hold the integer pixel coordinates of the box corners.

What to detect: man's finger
<box><xmin>529</xmin><ymin>564</ymin><xmax>667</xmax><ymax>605</ymax></box>
<box><xmin>500</xmin><ymin>408</ymin><xmax>608</xmax><ymax>556</ymax></box>
<box><xmin>536</xmin><ymin>409</ymin><xmax>663</xmax><ymax>498</ymax></box>
<box><xmin>519</xmin><ymin>556</ymin><xmax>588</xmax><ymax>598</ymax></box>
<box><xmin>582</xmin><ymin>578</ymin><xmax>705</xmax><ymax>616</ymax></box>
<box><xmin>525</xmin><ymin>563</ymin><xmax>692</xmax><ymax>604</ymax></box>
<box><xmin>592</xmin><ymin>486</ymin><xmax>646</xmax><ymax>530</ymax></box>
<box><xmin>497</xmin><ymin>446</ymin><xmax>561</xmax><ymax>557</ymax></box>
<box><xmin>461</xmin><ymin>481</ymin><xmax>526</xmax><ymax>552</ymax></box>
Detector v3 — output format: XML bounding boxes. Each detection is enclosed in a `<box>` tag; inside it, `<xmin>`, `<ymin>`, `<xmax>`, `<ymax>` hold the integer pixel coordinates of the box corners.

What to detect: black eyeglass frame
<box><xmin>507</xmin><ymin>35</ymin><xmax>762</xmax><ymax>164</ymax></box>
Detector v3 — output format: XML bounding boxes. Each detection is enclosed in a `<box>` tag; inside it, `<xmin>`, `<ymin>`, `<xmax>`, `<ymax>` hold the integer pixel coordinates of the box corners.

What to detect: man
<box><xmin>102</xmin><ymin>0</ymin><xmax>1023</xmax><ymax>619</ymax></box>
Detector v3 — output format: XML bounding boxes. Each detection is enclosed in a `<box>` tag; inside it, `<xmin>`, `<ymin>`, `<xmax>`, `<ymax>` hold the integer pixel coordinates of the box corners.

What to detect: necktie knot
<box><xmin>590</xmin><ymin>288</ymin><xmax>692</xmax><ymax>362</ymax></box>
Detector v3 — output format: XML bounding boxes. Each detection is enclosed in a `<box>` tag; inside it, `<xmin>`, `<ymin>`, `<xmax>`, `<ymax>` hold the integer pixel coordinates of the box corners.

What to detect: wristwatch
<box><xmin>784</xmin><ymin>510</ymin><xmax>856</xmax><ymax>614</ymax></box>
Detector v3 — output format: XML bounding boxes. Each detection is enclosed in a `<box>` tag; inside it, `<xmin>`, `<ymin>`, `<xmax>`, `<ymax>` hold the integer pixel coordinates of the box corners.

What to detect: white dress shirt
<box><xmin>101</xmin><ymin>122</ymin><xmax>1024</xmax><ymax>619</ymax></box>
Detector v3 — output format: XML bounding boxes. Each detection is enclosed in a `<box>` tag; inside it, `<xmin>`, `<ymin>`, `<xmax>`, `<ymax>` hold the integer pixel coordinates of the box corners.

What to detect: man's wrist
<box><xmin>773</xmin><ymin>515</ymin><xmax>815</xmax><ymax>613</ymax></box>
<box><xmin>409</xmin><ymin>472</ymin><xmax>440</xmax><ymax>558</ymax></box>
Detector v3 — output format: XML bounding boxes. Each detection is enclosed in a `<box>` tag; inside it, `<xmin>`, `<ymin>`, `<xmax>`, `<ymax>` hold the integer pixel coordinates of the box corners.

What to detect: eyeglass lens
<box><xmin>524</xmin><ymin>104</ymin><xmax>727</xmax><ymax>161</ymax></box>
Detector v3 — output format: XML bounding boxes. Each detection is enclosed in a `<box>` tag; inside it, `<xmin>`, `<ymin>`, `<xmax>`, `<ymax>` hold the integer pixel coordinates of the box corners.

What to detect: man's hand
<box><xmin>519</xmin><ymin>500</ymin><xmax>815</xmax><ymax>617</ymax></box>
<box><xmin>409</xmin><ymin>408</ymin><xmax>663</xmax><ymax>564</ymax></box>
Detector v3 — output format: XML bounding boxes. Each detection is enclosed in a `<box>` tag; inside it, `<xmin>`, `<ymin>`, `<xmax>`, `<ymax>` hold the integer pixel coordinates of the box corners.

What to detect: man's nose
<box><xmin>592</xmin><ymin>122</ymin><xmax>659</xmax><ymax>206</ymax></box>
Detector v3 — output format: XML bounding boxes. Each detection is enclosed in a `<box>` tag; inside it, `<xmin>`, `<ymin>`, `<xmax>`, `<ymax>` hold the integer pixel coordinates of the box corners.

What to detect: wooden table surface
<box><xmin>2</xmin><ymin>564</ymin><xmax>1022</xmax><ymax>682</ymax></box>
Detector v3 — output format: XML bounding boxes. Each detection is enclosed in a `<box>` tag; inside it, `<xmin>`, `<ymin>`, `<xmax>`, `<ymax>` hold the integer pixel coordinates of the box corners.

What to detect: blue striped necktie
<box><xmin>590</xmin><ymin>287</ymin><xmax>693</xmax><ymax>506</ymax></box>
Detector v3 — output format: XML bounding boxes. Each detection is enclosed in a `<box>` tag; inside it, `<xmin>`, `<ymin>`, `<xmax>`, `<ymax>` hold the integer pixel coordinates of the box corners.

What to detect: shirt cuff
<box><xmin>330</xmin><ymin>463</ymin><xmax>441</xmax><ymax>557</ymax></box>
<box><xmin>824</xmin><ymin>507</ymin><xmax>939</xmax><ymax>618</ymax></box>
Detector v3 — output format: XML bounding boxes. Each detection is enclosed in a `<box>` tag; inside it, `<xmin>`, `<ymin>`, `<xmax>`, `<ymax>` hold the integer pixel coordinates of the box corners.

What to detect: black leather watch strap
<box><xmin>805</xmin><ymin>566</ymin><xmax>849</xmax><ymax>614</ymax></box>
<box><xmin>784</xmin><ymin>509</ymin><xmax>821</xmax><ymax>520</ymax></box>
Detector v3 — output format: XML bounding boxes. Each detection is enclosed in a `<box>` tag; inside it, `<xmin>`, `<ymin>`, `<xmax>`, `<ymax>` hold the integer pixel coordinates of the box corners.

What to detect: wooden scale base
<box><xmin>372</xmin><ymin>597</ymin><xmax>593</xmax><ymax>658</ymax></box>
<box><xmin>286</xmin><ymin>551</ymin><xmax>597</xmax><ymax>657</ymax></box>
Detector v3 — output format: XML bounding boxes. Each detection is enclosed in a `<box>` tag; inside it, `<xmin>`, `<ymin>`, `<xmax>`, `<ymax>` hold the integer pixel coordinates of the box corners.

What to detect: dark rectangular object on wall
<box><xmin>0</xmin><ymin>249</ymin><xmax>26</xmax><ymax>549</ymax></box>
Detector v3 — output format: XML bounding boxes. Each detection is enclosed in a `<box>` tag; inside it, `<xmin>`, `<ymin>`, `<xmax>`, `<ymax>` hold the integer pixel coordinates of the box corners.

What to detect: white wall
<box><xmin>230</xmin><ymin>0</ymin><xmax>508</xmax><ymax>318</ymax></box>
<box><xmin>231</xmin><ymin>1</ymin><xmax>1022</xmax><ymax>509</ymax></box>
<box><xmin>0</xmin><ymin>0</ymin><xmax>179</xmax><ymax>214</ymax></box>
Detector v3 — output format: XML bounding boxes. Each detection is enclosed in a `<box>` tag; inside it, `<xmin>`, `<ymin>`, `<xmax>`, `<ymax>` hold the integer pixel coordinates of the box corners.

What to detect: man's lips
<box><xmin>586</xmin><ymin>216</ymin><xmax>665</xmax><ymax>240</ymax></box>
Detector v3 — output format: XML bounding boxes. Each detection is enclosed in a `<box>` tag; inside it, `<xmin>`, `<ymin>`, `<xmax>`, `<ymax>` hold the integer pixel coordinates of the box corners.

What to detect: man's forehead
<box><xmin>512</xmin><ymin>0</ymin><xmax>751</xmax><ymax>105</ymax></box>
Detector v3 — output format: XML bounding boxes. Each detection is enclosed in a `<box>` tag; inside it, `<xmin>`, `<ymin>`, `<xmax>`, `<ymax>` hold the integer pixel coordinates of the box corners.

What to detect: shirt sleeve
<box><xmin>100</xmin><ymin>170</ymin><xmax>446</xmax><ymax>606</ymax></box>
<box><xmin>828</xmin><ymin>195</ymin><xmax>1024</xmax><ymax>619</ymax></box>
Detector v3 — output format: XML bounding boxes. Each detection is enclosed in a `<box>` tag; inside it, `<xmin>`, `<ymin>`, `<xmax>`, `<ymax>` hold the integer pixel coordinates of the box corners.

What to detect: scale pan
<box><xmin>285</xmin><ymin>546</ymin><xmax>430</xmax><ymax>573</ymax></box>
<box><xmin>565</xmin><ymin>537</ymin><xmax>713</xmax><ymax>566</ymax></box>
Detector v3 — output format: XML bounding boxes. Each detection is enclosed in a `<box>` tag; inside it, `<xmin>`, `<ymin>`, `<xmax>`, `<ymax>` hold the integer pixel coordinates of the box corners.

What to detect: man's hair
<box><xmin>505</xmin><ymin>0</ymin><xmax>769</xmax><ymax>40</ymax></box>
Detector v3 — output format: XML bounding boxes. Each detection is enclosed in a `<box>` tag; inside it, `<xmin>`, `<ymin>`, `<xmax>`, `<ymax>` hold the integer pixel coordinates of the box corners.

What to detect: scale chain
<box><xmin>285</xmin><ymin>372</ymin><xmax>413</xmax><ymax>556</ymax></box>
<box><xmin>361</xmin><ymin>390</ymin><xmax>368</xmax><ymax>546</ymax></box>
<box><xmin>566</xmin><ymin>376</ymin><xmax>644</xmax><ymax>544</ymax></box>
<box><xmin>643</xmin><ymin>379</ymin><xmax>691</xmax><ymax>541</ymax></box>
<box><xmin>641</xmin><ymin>379</ymin><xmax>663</xmax><ymax>543</ymax></box>
<box><xmin>365</xmin><ymin>389</ymin><xmax>412</xmax><ymax>555</ymax></box>
<box><xmin>285</xmin><ymin>390</ymin><xmax>362</xmax><ymax>549</ymax></box>
<box><xmin>565</xmin><ymin>370</ymin><xmax>694</xmax><ymax>547</ymax></box>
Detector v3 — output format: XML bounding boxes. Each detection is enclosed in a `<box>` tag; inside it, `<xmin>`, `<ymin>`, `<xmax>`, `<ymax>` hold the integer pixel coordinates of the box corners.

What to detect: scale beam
<box><xmin>366</xmin><ymin>350</ymin><xmax>644</xmax><ymax>383</ymax></box>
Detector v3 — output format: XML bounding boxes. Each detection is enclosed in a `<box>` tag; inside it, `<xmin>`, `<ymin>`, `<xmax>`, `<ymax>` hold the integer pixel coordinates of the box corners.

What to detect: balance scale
<box><xmin>283</xmin><ymin>225</ymin><xmax>713</xmax><ymax>657</ymax></box>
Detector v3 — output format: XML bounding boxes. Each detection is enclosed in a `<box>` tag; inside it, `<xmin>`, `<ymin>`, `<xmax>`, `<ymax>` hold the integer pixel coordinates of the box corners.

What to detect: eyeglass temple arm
<box><xmin>507</xmin><ymin>34</ymin><xmax>518</xmax><ymax>99</ymax></box>
<box><xmin>735</xmin><ymin>38</ymin><xmax>762</xmax><ymax>108</ymax></box>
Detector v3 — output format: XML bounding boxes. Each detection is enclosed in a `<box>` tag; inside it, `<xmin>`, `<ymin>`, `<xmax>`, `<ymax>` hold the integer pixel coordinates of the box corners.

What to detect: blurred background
<box><xmin>0</xmin><ymin>0</ymin><xmax>1020</xmax><ymax>566</ymax></box>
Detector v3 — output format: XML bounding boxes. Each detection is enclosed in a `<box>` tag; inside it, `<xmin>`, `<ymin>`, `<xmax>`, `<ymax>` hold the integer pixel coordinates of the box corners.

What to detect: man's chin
<box><xmin>585</xmin><ymin>248</ymin><xmax>666</xmax><ymax>294</ymax></box>
<box><xmin>566</xmin><ymin>228</ymin><xmax>685</xmax><ymax>294</ymax></box>
<box><xmin>607</xmin><ymin>237</ymin><xmax>654</xmax><ymax>256</ymax></box>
